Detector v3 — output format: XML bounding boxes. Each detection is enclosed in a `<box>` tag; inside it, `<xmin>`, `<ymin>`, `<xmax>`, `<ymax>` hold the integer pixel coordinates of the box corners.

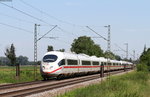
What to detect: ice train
<box><xmin>40</xmin><ymin>51</ymin><xmax>133</xmax><ymax>80</ymax></box>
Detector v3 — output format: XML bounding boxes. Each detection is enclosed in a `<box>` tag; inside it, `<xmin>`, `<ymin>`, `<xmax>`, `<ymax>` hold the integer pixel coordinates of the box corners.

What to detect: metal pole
<box><xmin>100</xmin><ymin>63</ymin><xmax>104</xmax><ymax>77</ymax></box>
<box><xmin>34</xmin><ymin>24</ymin><xmax>40</xmax><ymax>80</ymax></box>
<box><xmin>34</xmin><ymin>24</ymin><xmax>37</xmax><ymax>80</ymax></box>
<box><xmin>34</xmin><ymin>24</ymin><xmax>56</xmax><ymax>80</ymax></box>
<box><xmin>124</xmin><ymin>43</ymin><xmax>128</xmax><ymax>60</ymax></box>
<box><xmin>107</xmin><ymin>25</ymin><xmax>111</xmax><ymax>52</ymax></box>
<box><xmin>133</xmin><ymin>50</ymin><xmax>135</xmax><ymax>61</ymax></box>
<box><xmin>104</xmin><ymin>25</ymin><xmax>111</xmax><ymax>79</ymax></box>
<box><xmin>104</xmin><ymin>25</ymin><xmax>111</xmax><ymax>52</ymax></box>
<box><xmin>108</xmin><ymin>25</ymin><xmax>110</xmax><ymax>78</ymax></box>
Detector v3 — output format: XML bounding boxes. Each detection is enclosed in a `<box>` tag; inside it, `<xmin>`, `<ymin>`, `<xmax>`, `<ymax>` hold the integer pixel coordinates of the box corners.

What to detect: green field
<box><xmin>58</xmin><ymin>71</ymin><xmax>150</xmax><ymax>97</ymax></box>
<box><xmin>0</xmin><ymin>66</ymin><xmax>42</xmax><ymax>83</ymax></box>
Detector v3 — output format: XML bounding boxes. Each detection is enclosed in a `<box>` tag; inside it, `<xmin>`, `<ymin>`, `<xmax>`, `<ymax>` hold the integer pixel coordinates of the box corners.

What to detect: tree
<box><xmin>71</xmin><ymin>36</ymin><xmax>103</xmax><ymax>57</ymax></box>
<box><xmin>140</xmin><ymin>48</ymin><xmax>150</xmax><ymax>66</ymax></box>
<box><xmin>143</xmin><ymin>44</ymin><xmax>147</xmax><ymax>54</ymax></box>
<box><xmin>92</xmin><ymin>44</ymin><xmax>104</xmax><ymax>57</ymax></box>
<box><xmin>137</xmin><ymin>63</ymin><xmax>148</xmax><ymax>72</ymax></box>
<box><xmin>139</xmin><ymin>47</ymin><xmax>150</xmax><ymax>71</ymax></box>
<box><xmin>5</xmin><ymin>44</ymin><xmax>16</xmax><ymax>66</ymax></box>
<box><xmin>58</xmin><ymin>49</ymin><xmax>65</xmax><ymax>52</ymax></box>
<box><xmin>104</xmin><ymin>51</ymin><xmax>115</xmax><ymax>59</ymax></box>
<box><xmin>115</xmin><ymin>55</ymin><xmax>122</xmax><ymax>61</ymax></box>
<box><xmin>47</xmin><ymin>45</ymin><xmax>53</xmax><ymax>52</ymax></box>
<box><xmin>17</xmin><ymin>56</ymin><xmax>29</xmax><ymax>65</ymax></box>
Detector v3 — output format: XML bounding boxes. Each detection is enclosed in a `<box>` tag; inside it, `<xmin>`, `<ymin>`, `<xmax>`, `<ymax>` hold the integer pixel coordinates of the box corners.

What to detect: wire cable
<box><xmin>37</xmin><ymin>25</ymin><xmax>57</xmax><ymax>41</ymax></box>
<box><xmin>0</xmin><ymin>2</ymin><xmax>55</xmax><ymax>26</ymax></box>
<box><xmin>0</xmin><ymin>22</ymin><xmax>33</xmax><ymax>34</ymax></box>
<box><xmin>86</xmin><ymin>26</ymin><xmax>108</xmax><ymax>41</ymax></box>
<box><xmin>57</xmin><ymin>26</ymin><xmax>79</xmax><ymax>37</ymax></box>
<box><xmin>0</xmin><ymin>12</ymin><xmax>35</xmax><ymax>24</ymax></box>
<box><xmin>19</xmin><ymin>0</ymin><xmax>84</xmax><ymax>27</ymax></box>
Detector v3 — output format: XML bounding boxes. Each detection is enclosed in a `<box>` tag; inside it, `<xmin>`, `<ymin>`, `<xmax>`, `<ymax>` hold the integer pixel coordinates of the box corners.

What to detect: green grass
<box><xmin>58</xmin><ymin>71</ymin><xmax>150</xmax><ymax>97</ymax></box>
<box><xmin>0</xmin><ymin>66</ymin><xmax>42</xmax><ymax>83</ymax></box>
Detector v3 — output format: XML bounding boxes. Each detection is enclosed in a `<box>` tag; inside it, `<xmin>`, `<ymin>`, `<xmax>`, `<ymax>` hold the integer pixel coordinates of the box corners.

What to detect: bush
<box><xmin>136</xmin><ymin>64</ymin><xmax>148</xmax><ymax>72</ymax></box>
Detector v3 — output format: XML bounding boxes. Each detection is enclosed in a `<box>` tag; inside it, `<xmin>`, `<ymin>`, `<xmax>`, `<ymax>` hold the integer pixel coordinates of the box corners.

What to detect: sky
<box><xmin>0</xmin><ymin>0</ymin><xmax>150</xmax><ymax>61</ymax></box>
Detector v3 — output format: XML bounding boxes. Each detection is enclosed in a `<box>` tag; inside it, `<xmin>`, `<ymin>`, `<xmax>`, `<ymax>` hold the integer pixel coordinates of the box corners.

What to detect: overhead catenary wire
<box><xmin>0</xmin><ymin>2</ymin><xmax>55</xmax><ymax>26</ymax></box>
<box><xmin>114</xmin><ymin>43</ymin><xmax>134</xmax><ymax>58</ymax></box>
<box><xmin>0</xmin><ymin>22</ymin><xmax>33</xmax><ymax>34</ymax></box>
<box><xmin>19</xmin><ymin>0</ymin><xmax>84</xmax><ymax>27</ymax></box>
<box><xmin>57</xmin><ymin>26</ymin><xmax>79</xmax><ymax>37</ymax></box>
<box><xmin>0</xmin><ymin>1</ymin><xmax>103</xmax><ymax>40</ymax></box>
<box><xmin>37</xmin><ymin>25</ymin><xmax>57</xmax><ymax>41</ymax></box>
<box><xmin>0</xmin><ymin>1</ymin><xmax>80</xmax><ymax>40</ymax></box>
<box><xmin>86</xmin><ymin>26</ymin><xmax>134</xmax><ymax>58</ymax></box>
<box><xmin>42</xmin><ymin>37</ymin><xmax>59</xmax><ymax>39</ymax></box>
<box><xmin>114</xmin><ymin>44</ymin><xmax>127</xmax><ymax>53</ymax></box>
<box><xmin>1</xmin><ymin>1</ymin><xmax>135</xmax><ymax>59</ymax></box>
<box><xmin>54</xmin><ymin>38</ymin><xmax>71</xmax><ymax>45</ymax></box>
<box><xmin>86</xmin><ymin>26</ymin><xmax>108</xmax><ymax>41</ymax></box>
<box><xmin>0</xmin><ymin>12</ymin><xmax>35</xmax><ymax>24</ymax></box>
<box><xmin>45</xmin><ymin>36</ymin><xmax>72</xmax><ymax>48</ymax></box>
<box><xmin>0</xmin><ymin>23</ymin><xmax>74</xmax><ymax>49</ymax></box>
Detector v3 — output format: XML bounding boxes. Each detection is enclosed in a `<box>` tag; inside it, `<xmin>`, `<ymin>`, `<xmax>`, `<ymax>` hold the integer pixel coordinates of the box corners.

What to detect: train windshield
<box><xmin>43</xmin><ymin>55</ymin><xmax>58</xmax><ymax>62</ymax></box>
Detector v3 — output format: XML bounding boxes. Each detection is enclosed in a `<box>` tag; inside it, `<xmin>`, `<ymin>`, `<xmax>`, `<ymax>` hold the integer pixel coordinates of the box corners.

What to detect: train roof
<box><xmin>44</xmin><ymin>51</ymin><xmax>108</xmax><ymax>61</ymax></box>
<box><xmin>44</xmin><ymin>51</ymin><xmax>133</xmax><ymax>64</ymax></box>
<box><xmin>110</xmin><ymin>60</ymin><xmax>121</xmax><ymax>63</ymax></box>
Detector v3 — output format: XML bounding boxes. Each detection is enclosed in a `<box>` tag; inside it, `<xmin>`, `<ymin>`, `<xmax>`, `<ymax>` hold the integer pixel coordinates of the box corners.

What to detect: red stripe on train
<box><xmin>45</xmin><ymin>65</ymin><xmax>129</xmax><ymax>73</ymax></box>
<box><xmin>63</xmin><ymin>66</ymin><xmax>126</xmax><ymax>68</ymax></box>
<box><xmin>44</xmin><ymin>67</ymin><xmax>62</xmax><ymax>73</ymax></box>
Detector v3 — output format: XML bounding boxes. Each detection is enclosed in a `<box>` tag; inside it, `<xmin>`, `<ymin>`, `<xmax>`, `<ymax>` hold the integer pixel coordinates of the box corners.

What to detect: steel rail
<box><xmin>0</xmin><ymin>75</ymin><xmax>100</xmax><ymax>97</ymax></box>
<box><xmin>0</xmin><ymin>70</ymin><xmax>128</xmax><ymax>97</ymax></box>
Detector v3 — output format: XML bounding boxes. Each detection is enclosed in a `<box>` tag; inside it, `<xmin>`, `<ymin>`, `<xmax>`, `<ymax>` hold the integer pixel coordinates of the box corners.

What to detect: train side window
<box><xmin>82</xmin><ymin>61</ymin><xmax>91</xmax><ymax>65</ymax></box>
<box><xmin>93</xmin><ymin>61</ymin><xmax>99</xmax><ymax>65</ymax></box>
<box><xmin>67</xmin><ymin>59</ymin><xmax>78</xmax><ymax>65</ymax></box>
<box><xmin>58</xmin><ymin>59</ymin><xmax>65</xmax><ymax>66</ymax></box>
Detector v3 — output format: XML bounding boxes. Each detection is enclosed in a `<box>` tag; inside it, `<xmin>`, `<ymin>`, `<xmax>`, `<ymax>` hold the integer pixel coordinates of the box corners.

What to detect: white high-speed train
<box><xmin>40</xmin><ymin>51</ymin><xmax>133</xmax><ymax>80</ymax></box>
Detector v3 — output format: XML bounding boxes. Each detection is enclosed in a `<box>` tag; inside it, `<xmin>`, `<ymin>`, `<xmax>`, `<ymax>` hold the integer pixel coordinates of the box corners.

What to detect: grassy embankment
<box><xmin>58</xmin><ymin>71</ymin><xmax>150</xmax><ymax>97</ymax></box>
<box><xmin>0</xmin><ymin>66</ymin><xmax>42</xmax><ymax>83</ymax></box>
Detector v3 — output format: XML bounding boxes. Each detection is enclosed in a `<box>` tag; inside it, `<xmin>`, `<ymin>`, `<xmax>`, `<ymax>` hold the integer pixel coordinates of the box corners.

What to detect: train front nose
<box><xmin>42</xmin><ymin>62</ymin><xmax>54</xmax><ymax>72</ymax></box>
<box><xmin>41</xmin><ymin>63</ymin><xmax>57</xmax><ymax>77</ymax></box>
<box><xmin>41</xmin><ymin>54</ymin><xmax>62</xmax><ymax>79</ymax></box>
<box><xmin>41</xmin><ymin>54</ymin><xmax>58</xmax><ymax>72</ymax></box>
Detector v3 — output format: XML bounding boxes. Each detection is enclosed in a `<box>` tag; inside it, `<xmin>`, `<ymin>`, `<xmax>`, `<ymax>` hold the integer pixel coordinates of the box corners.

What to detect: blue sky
<box><xmin>0</xmin><ymin>0</ymin><xmax>150</xmax><ymax>61</ymax></box>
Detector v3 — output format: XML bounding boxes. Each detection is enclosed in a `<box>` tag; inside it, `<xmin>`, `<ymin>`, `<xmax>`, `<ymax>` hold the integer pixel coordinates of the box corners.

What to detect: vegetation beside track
<box><xmin>57</xmin><ymin>45</ymin><xmax>150</xmax><ymax>97</ymax></box>
<box><xmin>0</xmin><ymin>66</ymin><xmax>42</xmax><ymax>83</ymax></box>
<box><xmin>57</xmin><ymin>71</ymin><xmax>150</xmax><ymax>97</ymax></box>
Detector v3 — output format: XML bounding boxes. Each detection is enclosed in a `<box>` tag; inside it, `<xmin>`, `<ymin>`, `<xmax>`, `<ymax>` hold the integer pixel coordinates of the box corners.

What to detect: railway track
<box><xmin>0</xmin><ymin>80</ymin><xmax>43</xmax><ymax>90</ymax></box>
<box><xmin>0</xmin><ymin>70</ymin><xmax>129</xmax><ymax>97</ymax></box>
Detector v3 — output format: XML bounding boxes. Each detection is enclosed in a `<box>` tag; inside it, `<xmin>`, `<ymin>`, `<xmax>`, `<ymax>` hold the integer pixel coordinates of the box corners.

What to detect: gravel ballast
<box><xmin>28</xmin><ymin>70</ymin><xmax>133</xmax><ymax>97</ymax></box>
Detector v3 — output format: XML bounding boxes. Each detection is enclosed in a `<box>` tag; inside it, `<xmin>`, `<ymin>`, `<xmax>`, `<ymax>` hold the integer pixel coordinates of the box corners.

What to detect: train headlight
<box><xmin>42</xmin><ymin>66</ymin><xmax>45</xmax><ymax>70</ymax></box>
